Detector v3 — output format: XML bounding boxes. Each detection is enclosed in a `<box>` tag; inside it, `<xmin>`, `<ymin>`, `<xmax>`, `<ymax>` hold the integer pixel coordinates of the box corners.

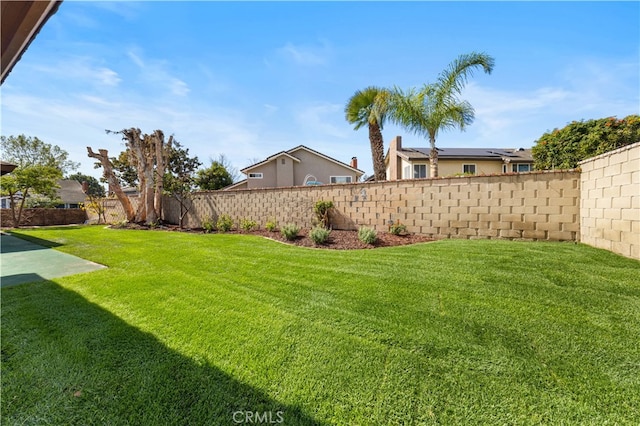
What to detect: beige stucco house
<box><xmin>386</xmin><ymin>136</ymin><xmax>534</xmax><ymax>180</ymax></box>
<box><xmin>225</xmin><ymin>145</ymin><xmax>364</xmax><ymax>190</ymax></box>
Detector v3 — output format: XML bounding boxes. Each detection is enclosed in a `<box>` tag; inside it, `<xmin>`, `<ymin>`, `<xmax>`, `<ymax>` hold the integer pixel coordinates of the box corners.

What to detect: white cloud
<box><xmin>276</xmin><ymin>41</ymin><xmax>331</xmax><ymax>66</ymax></box>
<box><xmin>30</xmin><ymin>57</ymin><xmax>121</xmax><ymax>88</ymax></box>
<box><xmin>169</xmin><ymin>79</ymin><xmax>190</xmax><ymax>96</ymax></box>
<box><xmin>127</xmin><ymin>50</ymin><xmax>145</xmax><ymax>68</ymax></box>
<box><xmin>96</xmin><ymin>67</ymin><xmax>122</xmax><ymax>86</ymax></box>
<box><xmin>126</xmin><ymin>48</ymin><xmax>190</xmax><ymax>97</ymax></box>
<box><xmin>294</xmin><ymin>102</ymin><xmax>349</xmax><ymax>139</ymax></box>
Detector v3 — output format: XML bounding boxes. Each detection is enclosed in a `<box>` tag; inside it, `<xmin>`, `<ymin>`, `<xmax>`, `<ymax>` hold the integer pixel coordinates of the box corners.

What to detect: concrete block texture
<box><xmin>158</xmin><ymin>171</ymin><xmax>583</xmax><ymax>243</ymax></box>
<box><xmin>579</xmin><ymin>141</ymin><xmax>640</xmax><ymax>259</ymax></box>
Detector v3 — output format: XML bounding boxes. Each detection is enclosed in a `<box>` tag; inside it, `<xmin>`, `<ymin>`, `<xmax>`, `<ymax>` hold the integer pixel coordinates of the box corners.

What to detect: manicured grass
<box><xmin>2</xmin><ymin>226</ymin><xmax>639</xmax><ymax>425</ymax></box>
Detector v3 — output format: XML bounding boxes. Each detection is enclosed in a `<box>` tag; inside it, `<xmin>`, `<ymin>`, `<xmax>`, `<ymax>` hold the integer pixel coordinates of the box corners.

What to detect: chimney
<box><xmin>81</xmin><ymin>181</ymin><xmax>89</xmax><ymax>194</ymax></box>
<box><xmin>388</xmin><ymin>136</ymin><xmax>402</xmax><ymax>180</ymax></box>
<box><xmin>350</xmin><ymin>156</ymin><xmax>358</xmax><ymax>169</ymax></box>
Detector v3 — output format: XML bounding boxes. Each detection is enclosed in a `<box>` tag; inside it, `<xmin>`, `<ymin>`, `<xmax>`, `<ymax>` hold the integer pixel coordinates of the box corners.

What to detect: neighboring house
<box><xmin>225</xmin><ymin>145</ymin><xmax>364</xmax><ymax>190</ymax></box>
<box><xmin>386</xmin><ymin>136</ymin><xmax>534</xmax><ymax>180</ymax></box>
<box><xmin>0</xmin><ymin>195</ymin><xmax>18</xmax><ymax>209</ymax></box>
<box><xmin>0</xmin><ymin>180</ymin><xmax>87</xmax><ymax>209</ymax></box>
<box><xmin>55</xmin><ymin>179</ymin><xmax>87</xmax><ymax>208</ymax></box>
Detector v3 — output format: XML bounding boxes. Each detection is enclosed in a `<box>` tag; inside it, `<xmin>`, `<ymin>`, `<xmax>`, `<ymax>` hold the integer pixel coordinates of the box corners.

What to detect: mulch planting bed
<box><xmin>112</xmin><ymin>223</ymin><xmax>434</xmax><ymax>250</ymax></box>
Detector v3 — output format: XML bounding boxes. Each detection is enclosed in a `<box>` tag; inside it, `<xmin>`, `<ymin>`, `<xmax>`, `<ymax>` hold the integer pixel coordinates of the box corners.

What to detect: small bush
<box><xmin>281</xmin><ymin>223</ymin><xmax>300</xmax><ymax>241</ymax></box>
<box><xmin>358</xmin><ymin>226</ymin><xmax>377</xmax><ymax>245</ymax></box>
<box><xmin>202</xmin><ymin>216</ymin><xmax>215</xmax><ymax>233</ymax></box>
<box><xmin>389</xmin><ymin>221</ymin><xmax>408</xmax><ymax>236</ymax></box>
<box><xmin>265</xmin><ymin>218</ymin><xmax>278</xmax><ymax>232</ymax></box>
<box><xmin>240</xmin><ymin>218</ymin><xmax>257</xmax><ymax>232</ymax></box>
<box><xmin>313</xmin><ymin>200</ymin><xmax>334</xmax><ymax>228</ymax></box>
<box><xmin>309</xmin><ymin>226</ymin><xmax>331</xmax><ymax>245</ymax></box>
<box><xmin>111</xmin><ymin>220</ymin><xmax>129</xmax><ymax>229</ymax></box>
<box><xmin>216</xmin><ymin>214</ymin><xmax>234</xmax><ymax>233</ymax></box>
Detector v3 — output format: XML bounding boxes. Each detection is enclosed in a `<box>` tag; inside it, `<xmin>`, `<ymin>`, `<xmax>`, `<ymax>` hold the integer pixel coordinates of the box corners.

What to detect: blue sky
<box><xmin>2</xmin><ymin>1</ymin><xmax>638</xmax><ymax>179</ymax></box>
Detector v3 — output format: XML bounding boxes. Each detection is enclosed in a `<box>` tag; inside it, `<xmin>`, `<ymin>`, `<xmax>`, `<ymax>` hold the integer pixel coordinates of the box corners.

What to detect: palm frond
<box><xmin>345</xmin><ymin>86</ymin><xmax>390</xmax><ymax>130</ymax></box>
<box><xmin>436</xmin><ymin>52</ymin><xmax>495</xmax><ymax>99</ymax></box>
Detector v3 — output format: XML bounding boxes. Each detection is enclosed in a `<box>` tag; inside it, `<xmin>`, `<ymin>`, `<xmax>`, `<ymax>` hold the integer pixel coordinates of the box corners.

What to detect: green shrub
<box><xmin>313</xmin><ymin>200</ymin><xmax>334</xmax><ymax>228</ymax></box>
<box><xmin>265</xmin><ymin>218</ymin><xmax>278</xmax><ymax>232</ymax></box>
<box><xmin>309</xmin><ymin>226</ymin><xmax>331</xmax><ymax>245</ymax></box>
<box><xmin>216</xmin><ymin>214</ymin><xmax>234</xmax><ymax>233</ymax></box>
<box><xmin>240</xmin><ymin>218</ymin><xmax>257</xmax><ymax>232</ymax></box>
<box><xmin>358</xmin><ymin>226</ymin><xmax>377</xmax><ymax>245</ymax></box>
<box><xmin>202</xmin><ymin>216</ymin><xmax>215</xmax><ymax>233</ymax></box>
<box><xmin>281</xmin><ymin>223</ymin><xmax>300</xmax><ymax>241</ymax></box>
<box><xmin>531</xmin><ymin>115</ymin><xmax>640</xmax><ymax>170</ymax></box>
<box><xmin>389</xmin><ymin>221</ymin><xmax>408</xmax><ymax>236</ymax></box>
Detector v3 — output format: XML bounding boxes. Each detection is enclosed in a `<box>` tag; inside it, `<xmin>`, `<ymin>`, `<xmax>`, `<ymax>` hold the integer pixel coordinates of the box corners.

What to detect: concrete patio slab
<box><xmin>0</xmin><ymin>233</ymin><xmax>106</xmax><ymax>287</ymax></box>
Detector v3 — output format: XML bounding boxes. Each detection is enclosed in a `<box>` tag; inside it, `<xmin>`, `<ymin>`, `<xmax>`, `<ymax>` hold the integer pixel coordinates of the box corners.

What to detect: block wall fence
<box><xmin>579</xmin><ymin>141</ymin><xmax>640</xmax><ymax>259</ymax></box>
<box><xmin>89</xmin><ymin>142</ymin><xmax>638</xmax><ymax>260</ymax></box>
<box><xmin>0</xmin><ymin>208</ymin><xmax>86</xmax><ymax>227</ymax></box>
<box><xmin>163</xmin><ymin>171</ymin><xmax>582</xmax><ymax>242</ymax></box>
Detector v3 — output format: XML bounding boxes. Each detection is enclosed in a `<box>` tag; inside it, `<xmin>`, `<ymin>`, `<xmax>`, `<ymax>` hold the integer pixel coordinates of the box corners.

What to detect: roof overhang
<box><xmin>241</xmin><ymin>151</ymin><xmax>301</xmax><ymax>173</ymax></box>
<box><xmin>0</xmin><ymin>160</ymin><xmax>18</xmax><ymax>175</ymax></box>
<box><xmin>287</xmin><ymin>145</ymin><xmax>365</xmax><ymax>176</ymax></box>
<box><xmin>1</xmin><ymin>0</ymin><xmax>63</xmax><ymax>84</ymax></box>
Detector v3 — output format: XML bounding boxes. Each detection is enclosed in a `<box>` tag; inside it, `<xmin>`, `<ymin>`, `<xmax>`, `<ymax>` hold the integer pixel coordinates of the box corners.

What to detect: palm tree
<box><xmin>391</xmin><ymin>52</ymin><xmax>495</xmax><ymax>178</ymax></box>
<box><xmin>345</xmin><ymin>86</ymin><xmax>391</xmax><ymax>181</ymax></box>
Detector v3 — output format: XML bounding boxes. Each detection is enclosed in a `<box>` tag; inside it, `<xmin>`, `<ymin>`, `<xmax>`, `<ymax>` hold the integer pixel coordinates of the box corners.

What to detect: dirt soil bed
<box><xmin>114</xmin><ymin>223</ymin><xmax>434</xmax><ymax>250</ymax></box>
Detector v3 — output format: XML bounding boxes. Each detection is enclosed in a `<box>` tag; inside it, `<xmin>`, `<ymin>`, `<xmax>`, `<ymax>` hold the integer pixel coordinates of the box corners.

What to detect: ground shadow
<box><xmin>1</xmin><ymin>281</ymin><xmax>325</xmax><ymax>425</ymax></box>
<box><xmin>0</xmin><ymin>273</ymin><xmax>47</xmax><ymax>288</ymax></box>
<box><xmin>1</xmin><ymin>231</ymin><xmax>63</xmax><ymax>253</ymax></box>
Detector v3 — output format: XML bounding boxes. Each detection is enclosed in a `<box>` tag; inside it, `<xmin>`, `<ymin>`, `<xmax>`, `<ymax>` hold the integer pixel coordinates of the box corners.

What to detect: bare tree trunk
<box><xmin>121</xmin><ymin>128</ymin><xmax>149</xmax><ymax>223</ymax></box>
<box><xmin>142</xmin><ymin>133</ymin><xmax>157</xmax><ymax>224</ymax></box>
<box><xmin>87</xmin><ymin>147</ymin><xmax>136</xmax><ymax>222</ymax></box>
<box><xmin>429</xmin><ymin>149</ymin><xmax>439</xmax><ymax>178</ymax></box>
<box><xmin>153</xmin><ymin>132</ymin><xmax>171</xmax><ymax>222</ymax></box>
<box><xmin>429</xmin><ymin>135</ymin><xmax>439</xmax><ymax>178</ymax></box>
<box><xmin>107</xmin><ymin>127</ymin><xmax>171</xmax><ymax>226</ymax></box>
<box><xmin>8</xmin><ymin>189</ymin><xmax>28</xmax><ymax>228</ymax></box>
<box><xmin>369</xmin><ymin>122</ymin><xmax>387</xmax><ymax>181</ymax></box>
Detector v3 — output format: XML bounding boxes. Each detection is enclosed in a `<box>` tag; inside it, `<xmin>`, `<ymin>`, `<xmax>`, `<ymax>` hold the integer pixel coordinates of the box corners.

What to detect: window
<box><xmin>413</xmin><ymin>164</ymin><xmax>427</xmax><ymax>178</ymax></box>
<box><xmin>463</xmin><ymin>164</ymin><xmax>476</xmax><ymax>175</ymax></box>
<box><xmin>248</xmin><ymin>173</ymin><xmax>263</xmax><ymax>179</ymax></box>
<box><xmin>281</xmin><ymin>158</ymin><xmax>286</xmax><ymax>165</ymax></box>
<box><xmin>330</xmin><ymin>176</ymin><xmax>352</xmax><ymax>184</ymax></box>
<box><xmin>504</xmin><ymin>163</ymin><xmax>532</xmax><ymax>173</ymax></box>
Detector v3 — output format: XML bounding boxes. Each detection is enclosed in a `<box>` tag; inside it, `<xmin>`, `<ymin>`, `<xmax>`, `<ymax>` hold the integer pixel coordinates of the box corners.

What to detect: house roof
<box><xmin>241</xmin><ymin>151</ymin><xmax>301</xmax><ymax>173</ymax></box>
<box><xmin>221</xmin><ymin>179</ymin><xmax>247</xmax><ymax>191</ymax></box>
<box><xmin>56</xmin><ymin>179</ymin><xmax>86</xmax><ymax>204</ymax></box>
<box><xmin>1</xmin><ymin>1</ymin><xmax>63</xmax><ymax>84</ymax></box>
<box><xmin>240</xmin><ymin>145</ymin><xmax>364</xmax><ymax>176</ymax></box>
<box><xmin>0</xmin><ymin>160</ymin><xmax>17</xmax><ymax>175</ymax></box>
<box><xmin>398</xmin><ymin>147</ymin><xmax>533</xmax><ymax>162</ymax></box>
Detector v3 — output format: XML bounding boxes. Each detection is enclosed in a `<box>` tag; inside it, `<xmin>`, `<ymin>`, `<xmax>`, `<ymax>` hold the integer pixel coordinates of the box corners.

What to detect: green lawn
<box><xmin>2</xmin><ymin>226</ymin><xmax>639</xmax><ymax>425</ymax></box>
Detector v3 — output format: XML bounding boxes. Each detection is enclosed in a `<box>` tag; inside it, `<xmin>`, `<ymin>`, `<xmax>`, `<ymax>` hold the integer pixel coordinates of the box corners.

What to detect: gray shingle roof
<box><xmin>56</xmin><ymin>180</ymin><xmax>86</xmax><ymax>204</ymax></box>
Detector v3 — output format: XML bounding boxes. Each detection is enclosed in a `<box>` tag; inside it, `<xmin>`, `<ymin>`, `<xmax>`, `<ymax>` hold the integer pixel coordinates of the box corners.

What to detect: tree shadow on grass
<box><xmin>1</xmin><ymin>231</ymin><xmax>63</xmax><ymax>252</ymax></box>
<box><xmin>1</xmin><ymin>280</ymin><xmax>324</xmax><ymax>425</ymax></box>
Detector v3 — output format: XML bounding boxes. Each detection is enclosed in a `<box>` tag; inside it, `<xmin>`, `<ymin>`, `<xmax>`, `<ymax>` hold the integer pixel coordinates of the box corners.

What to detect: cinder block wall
<box><xmin>579</xmin><ymin>142</ymin><xmax>640</xmax><ymax>259</ymax></box>
<box><xmin>164</xmin><ymin>170</ymin><xmax>580</xmax><ymax>241</ymax></box>
<box><xmin>1</xmin><ymin>208</ymin><xmax>86</xmax><ymax>227</ymax></box>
